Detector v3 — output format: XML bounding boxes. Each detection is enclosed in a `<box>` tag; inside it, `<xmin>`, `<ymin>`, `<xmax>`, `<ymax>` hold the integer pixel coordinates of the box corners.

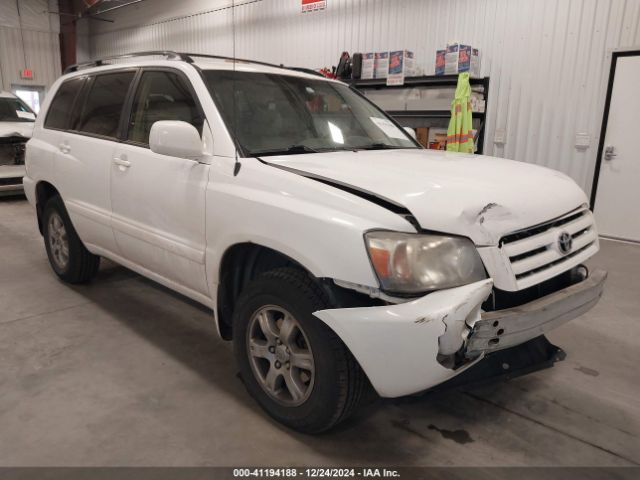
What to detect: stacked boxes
<box><xmin>358</xmin><ymin>46</ymin><xmax>480</xmax><ymax>79</ymax></box>
<box><xmin>436</xmin><ymin>43</ymin><xmax>480</xmax><ymax>76</ymax></box>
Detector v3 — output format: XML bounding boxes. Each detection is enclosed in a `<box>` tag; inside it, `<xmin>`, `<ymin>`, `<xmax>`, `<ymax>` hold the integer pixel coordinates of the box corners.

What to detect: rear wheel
<box><xmin>43</xmin><ymin>195</ymin><xmax>100</xmax><ymax>283</ymax></box>
<box><xmin>233</xmin><ymin>267</ymin><xmax>367</xmax><ymax>433</ymax></box>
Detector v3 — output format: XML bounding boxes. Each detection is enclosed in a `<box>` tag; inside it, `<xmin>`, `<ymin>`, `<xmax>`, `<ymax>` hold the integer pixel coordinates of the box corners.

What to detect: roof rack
<box><xmin>64</xmin><ymin>50</ymin><xmax>322</xmax><ymax>77</ymax></box>
<box><xmin>180</xmin><ymin>52</ymin><xmax>287</xmax><ymax>70</ymax></box>
<box><xmin>64</xmin><ymin>50</ymin><xmax>191</xmax><ymax>74</ymax></box>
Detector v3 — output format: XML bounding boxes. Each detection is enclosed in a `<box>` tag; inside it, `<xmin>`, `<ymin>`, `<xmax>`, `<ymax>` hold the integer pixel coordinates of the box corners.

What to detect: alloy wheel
<box><xmin>47</xmin><ymin>212</ymin><xmax>69</xmax><ymax>270</ymax></box>
<box><xmin>246</xmin><ymin>305</ymin><xmax>315</xmax><ymax>406</ymax></box>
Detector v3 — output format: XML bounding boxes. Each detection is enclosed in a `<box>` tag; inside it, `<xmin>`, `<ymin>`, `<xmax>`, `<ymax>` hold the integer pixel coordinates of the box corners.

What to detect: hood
<box><xmin>0</xmin><ymin>122</ymin><xmax>34</xmax><ymax>139</ymax></box>
<box><xmin>264</xmin><ymin>149</ymin><xmax>588</xmax><ymax>246</ymax></box>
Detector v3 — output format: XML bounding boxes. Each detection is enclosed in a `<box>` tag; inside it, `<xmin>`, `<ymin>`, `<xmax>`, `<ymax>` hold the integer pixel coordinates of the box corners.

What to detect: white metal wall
<box><xmin>88</xmin><ymin>0</ymin><xmax>640</xmax><ymax>194</ymax></box>
<box><xmin>0</xmin><ymin>0</ymin><xmax>61</xmax><ymax>93</ymax></box>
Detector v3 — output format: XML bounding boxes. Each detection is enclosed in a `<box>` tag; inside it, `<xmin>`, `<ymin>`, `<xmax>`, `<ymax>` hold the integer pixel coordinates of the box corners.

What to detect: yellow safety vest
<box><xmin>446</xmin><ymin>72</ymin><xmax>474</xmax><ymax>153</ymax></box>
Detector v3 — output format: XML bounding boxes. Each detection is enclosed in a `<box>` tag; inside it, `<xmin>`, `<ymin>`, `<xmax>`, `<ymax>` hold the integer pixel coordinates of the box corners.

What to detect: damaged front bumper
<box><xmin>0</xmin><ymin>165</ymin><xmax>26</xmax><ymax>195</ymax></box>
<box><xmin>313</xmin><ymin>269</ymin><xmax>607</xmax><ymax>398</ymax></box>
<box><xmin>466</xmin><ymin>269</ymin><xmax>607</xmax><ymax>356</ymax></box>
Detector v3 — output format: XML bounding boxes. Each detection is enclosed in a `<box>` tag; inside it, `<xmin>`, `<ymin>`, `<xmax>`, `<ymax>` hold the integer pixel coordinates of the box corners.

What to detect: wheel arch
<box><xmin>35</xmin><ymin>181</ymin><xmax>61</xmax><ymax>235</ymax></box>
<box><xmin>215</xmin><ymin>242</ymin><xmax>383</xmax><ymax>341</ymax></box>
<box><xmin>216</xmin><ymin>243</ymin><xmax>307</xmax><ymax>340</ymax></box>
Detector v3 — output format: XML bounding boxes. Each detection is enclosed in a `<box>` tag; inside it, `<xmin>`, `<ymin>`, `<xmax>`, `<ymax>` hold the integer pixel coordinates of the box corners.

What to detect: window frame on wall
<box><xmin>11</xmin><ymin>85</ymin><xmax>46</xmax><ymax>114</ymax></box>
<box><xmin>121</xmin><ymin>67</ymin><xmax>206</xmax><ymax>150</ymax></box>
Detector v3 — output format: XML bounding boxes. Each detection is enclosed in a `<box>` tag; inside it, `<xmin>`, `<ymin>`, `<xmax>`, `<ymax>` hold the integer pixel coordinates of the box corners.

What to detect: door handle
<box><xmin>113</xmin><ymin>156</ymin><xmax>131</xmax><ymax>169</ymax></box>
<box><xmin>604</xmin><ymin>145</ymin><xmax>616</xmax><ymax>161</ymax></box>
<box><xmin>58</xmin><ymin>143</ymin><xmax>70</xmax><ymax>154</ymax></box>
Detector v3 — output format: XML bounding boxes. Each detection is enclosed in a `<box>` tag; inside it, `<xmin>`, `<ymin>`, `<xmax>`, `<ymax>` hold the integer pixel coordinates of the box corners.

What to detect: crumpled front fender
<box><xmin>313</xmin><ymin>279</ymin><xmax>493</xmax><ymax>397</ymax></box>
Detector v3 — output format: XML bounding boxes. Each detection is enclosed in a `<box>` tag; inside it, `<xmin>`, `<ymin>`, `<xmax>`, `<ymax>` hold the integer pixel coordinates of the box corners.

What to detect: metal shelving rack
<box><xmin>351</xmin><ymin>75</ymin><xmax>490</xmax><ymax>154</ymax></box>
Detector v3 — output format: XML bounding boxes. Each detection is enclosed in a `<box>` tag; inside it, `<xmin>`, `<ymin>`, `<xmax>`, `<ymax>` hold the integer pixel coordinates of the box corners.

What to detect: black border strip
<box><xmin>590</xmin><ymin>49</ymin><xmax>640</xmax><ymax>209</ymax></box>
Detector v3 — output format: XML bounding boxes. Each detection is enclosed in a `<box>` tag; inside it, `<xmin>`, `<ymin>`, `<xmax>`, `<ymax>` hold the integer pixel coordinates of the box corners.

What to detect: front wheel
<box><xmin>233</xmin><ymin>267</ymin><xmax>367</xmax><ymax>433</ymax></box>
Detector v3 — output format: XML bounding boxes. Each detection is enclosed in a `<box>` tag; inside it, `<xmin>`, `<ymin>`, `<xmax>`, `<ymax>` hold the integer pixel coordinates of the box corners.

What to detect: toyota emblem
<box><xmin>558</xmin><ymin>231</ymin><xmax>573</xmax><ymax>255</ymax></box>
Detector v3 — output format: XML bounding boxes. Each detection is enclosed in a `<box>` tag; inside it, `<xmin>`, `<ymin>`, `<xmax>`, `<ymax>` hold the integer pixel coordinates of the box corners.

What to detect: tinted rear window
<box><xmin>44</xmin><ymin>78</ymin><xmax>84</xmax><ymax>130</ymax></box>
<box><xmin>74</xmin><ymin>71</ymin><xmax>135</xmax><ymax>138</ymax></box>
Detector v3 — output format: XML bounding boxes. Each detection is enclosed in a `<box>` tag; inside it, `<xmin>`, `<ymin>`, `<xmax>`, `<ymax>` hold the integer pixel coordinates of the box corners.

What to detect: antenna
<box><xmin>232</xmin><ymin>0</ymin><xmax>241</xmax><ymax>176</ymax></box>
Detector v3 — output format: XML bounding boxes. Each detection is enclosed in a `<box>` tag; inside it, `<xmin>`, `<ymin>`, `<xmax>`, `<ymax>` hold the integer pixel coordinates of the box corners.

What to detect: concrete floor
<box><xmin>0</xmin><ymin>195</ymin><xmax>639</xmax><ymax>467</ymax></box>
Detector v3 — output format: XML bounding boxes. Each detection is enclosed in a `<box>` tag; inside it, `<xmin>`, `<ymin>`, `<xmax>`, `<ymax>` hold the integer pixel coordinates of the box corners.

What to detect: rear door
<box><xmin>110</xmin><ymin>68</ymin><xmax>209</xmax><ymax>296</ymax></box>
<box><xmin>36</xmin><ymin>77</ymin><xmax>85</xmax><ymax>197</ymax></box>
<box><xmin>54</xmin><ymin>70</ymin><xmax>137</xmax><ymax>254</ymax></box>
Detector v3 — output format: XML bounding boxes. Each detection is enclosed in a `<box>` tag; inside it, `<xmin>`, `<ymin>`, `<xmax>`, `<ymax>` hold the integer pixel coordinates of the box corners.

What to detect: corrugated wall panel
<box><xmin>88</xmin><ymin>0</ymin><xmax>640</xmax><ymax>194</ymax></box>
<box><xmin>0</xmin><ymin>0</ymin><xmax>61</xmax><ymax>93</ymax></box>
<box><xmin>0</xmin><ymin>27</ymin><xmax>62</xmax><ymax>93</ymax></box>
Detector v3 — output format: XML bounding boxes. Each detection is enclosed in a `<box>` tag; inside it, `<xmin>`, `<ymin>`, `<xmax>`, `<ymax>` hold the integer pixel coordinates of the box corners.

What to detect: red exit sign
<box><xmin>302</xmin><ymin>0</ymin><xmax>326</xmax><ymax>13</ymax></box>
<box><xmin>20</xmin><ymin>68</ymin><xmax>34</xmax><ymax>80</ymax></box>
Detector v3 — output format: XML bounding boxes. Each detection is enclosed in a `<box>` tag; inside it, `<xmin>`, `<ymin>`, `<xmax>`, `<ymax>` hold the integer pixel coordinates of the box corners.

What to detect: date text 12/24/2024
<box><xmin>233</xmin><ymin>469</ymin><xmax>400</xmax><ymax>478</ymax></box>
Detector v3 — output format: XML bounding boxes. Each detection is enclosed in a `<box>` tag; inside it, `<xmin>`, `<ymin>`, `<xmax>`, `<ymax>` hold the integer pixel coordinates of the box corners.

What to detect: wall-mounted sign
<box><xmin>302</xmin><ymin>0</ymin><xmax>326</xmax><ymax>13</ymax></box>
<box><xmin>20</xmin><ymin>68</ymin><xmax>34</xmax><ymax>80</ymax></box>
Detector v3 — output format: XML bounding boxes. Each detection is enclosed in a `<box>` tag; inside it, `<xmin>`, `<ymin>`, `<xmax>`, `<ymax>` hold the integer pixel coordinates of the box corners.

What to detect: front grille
<box><xmin>0</xmin><ymin>137</ymin><xmax>27</xmax><ymax>166</ymax></box>
<box><xmin>499</xmin><ymin>208</ymin><xmax>598</xmax><ymax>289</ymax></box>
<box><xmin>0</xmin><ymin>177</ymin><xmax>23</xmax><ymax>187</ymax></box>
<box><xmin>482</xmin><ymin>266</ymin><xmax>585</xmax><ymax>311</ymax></box>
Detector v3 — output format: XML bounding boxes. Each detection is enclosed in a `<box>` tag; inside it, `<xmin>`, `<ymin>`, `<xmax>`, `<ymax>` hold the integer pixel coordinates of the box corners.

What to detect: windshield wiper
<box><xmin>357</xmin><ymin>143</ymin><xmax>408</xmax><ymax>150</ymax></box>
<box><xmin>251</xmin><ymin>144</ymin><xmax>319</xmax><ymax>157</ymax></box>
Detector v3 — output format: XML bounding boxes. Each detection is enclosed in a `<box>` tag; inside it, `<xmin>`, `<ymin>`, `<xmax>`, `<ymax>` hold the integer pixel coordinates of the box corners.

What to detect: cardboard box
<box><xmin>444</xmin><ymin>43</ymin><xmax>480</xmax><ymax>76</ymax></box>
<box><xmin>428</xmin><ymin>127</ymin><xmax>448</xmax><ymax>150</ymax></box>
<box><xmin>416</xmin><ymin>127</ymin><xmax>429</xmax><ymax>148</ymax></box>
<box><xmin>374</xmin><ymin>52</ymin><xmax>389</xmax><ymax>79</ymax></box>
<box><xmin>387</xmin><ymin>50</ymin><xmax>414</xmax><ymax>86</ymax></box>
<box><xmin>470</xmin><ymin>92</ymin><xmax>485</xmax><ymax>113</ymax></box>
<box><xmin>435</xmin><ymin>49</ymin><xmax>446</xmax><ymax>75</ymax></box>
<box><xmin>471</xmin><ymin>48</ymin><xmax>481</xmax><ymax>76</ymax></box>
<box><xmin>361</xmin><ymin>53</ymin><xmax>375</xmax><ymax>79</ymax></box>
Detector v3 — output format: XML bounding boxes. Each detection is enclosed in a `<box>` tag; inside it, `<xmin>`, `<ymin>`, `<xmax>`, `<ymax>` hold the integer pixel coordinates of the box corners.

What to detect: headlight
<box><xmin>364</xmin><ymin>231</ymin><xmax>487</xmax><ymax>293</ymax></box>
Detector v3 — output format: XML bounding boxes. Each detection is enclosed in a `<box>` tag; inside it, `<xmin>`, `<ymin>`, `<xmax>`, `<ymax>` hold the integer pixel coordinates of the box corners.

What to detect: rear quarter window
<box><xmin>44</xmin><ymin>77</ymin><xmax>85</xmax><ymax>130</ymax></box>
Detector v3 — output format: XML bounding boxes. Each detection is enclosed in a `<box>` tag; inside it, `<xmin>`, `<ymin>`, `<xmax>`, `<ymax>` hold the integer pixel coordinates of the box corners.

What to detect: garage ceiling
<box><xmin>83</xmin><ymin>0</ymin><xmax>146</xmax><ymax>16</ymax></box>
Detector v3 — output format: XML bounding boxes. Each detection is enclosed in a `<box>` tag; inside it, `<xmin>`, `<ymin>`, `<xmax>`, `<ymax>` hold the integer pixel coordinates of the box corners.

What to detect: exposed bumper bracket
<box><xmin>426</xmin><ymin>335</ymin><xmax>566</xmax><ymax>394</ymax></box>
<box><xmin>466</xmin><ymin>269</ymin><xmax>607</xmax><ymax>356</ymax></box>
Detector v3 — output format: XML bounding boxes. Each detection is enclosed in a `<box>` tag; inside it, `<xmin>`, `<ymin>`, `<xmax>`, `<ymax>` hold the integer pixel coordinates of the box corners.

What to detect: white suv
<box><xmin>24</xmin><ymin>52</ymin><xmax>606</xmax><ymax>433</ymax></box>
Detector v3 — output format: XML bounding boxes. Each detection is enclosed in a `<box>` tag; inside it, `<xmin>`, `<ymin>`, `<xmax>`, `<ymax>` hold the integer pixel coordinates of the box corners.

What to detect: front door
<box><xmin>593</xmin><ymin>52</ymin><xmax>640</xmax><ymax>242</ymax></box>
<box><xmin>110</xmin><ymin>69</ymin><xmax>209</xmax><ymax>296</ymax></box>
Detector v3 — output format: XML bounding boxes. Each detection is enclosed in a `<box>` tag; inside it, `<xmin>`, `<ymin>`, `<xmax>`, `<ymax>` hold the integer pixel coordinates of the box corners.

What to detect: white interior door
<box><xmin>594</xmin><ymin>53</ymin><xmax>640</xmax><ymax>242</ymax></box>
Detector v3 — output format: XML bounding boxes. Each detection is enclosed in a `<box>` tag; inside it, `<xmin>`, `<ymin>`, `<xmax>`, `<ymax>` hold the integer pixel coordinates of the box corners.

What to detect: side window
<box><xmin>74</xmin><ymin>71</ymin><xmax>135</xmax><ymax>138</ymax></box>
<box><xmin>127</xmin><ymin>71</ymin><xmax>203</xmax><ymax>145</ymax></box>
<box><xmin>44</xmin><ymin>78</ymin><xmax>84</xmax><ymax>130</ymax></box>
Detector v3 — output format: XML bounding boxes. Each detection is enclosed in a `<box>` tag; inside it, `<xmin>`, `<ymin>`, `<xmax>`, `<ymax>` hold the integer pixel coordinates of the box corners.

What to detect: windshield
<box><xmin>0</xmin><ymin>97</ymin><xmax>36</xmax><ymax>123</ymax></box>
<box><xmin>203</xmin><ymin>70</ymin><xmax>418</xmax><ymax>156</ymax></box>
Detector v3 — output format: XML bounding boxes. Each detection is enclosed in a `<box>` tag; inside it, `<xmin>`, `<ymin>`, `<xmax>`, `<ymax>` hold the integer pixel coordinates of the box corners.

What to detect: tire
<box><xmin>233</xmin><ymin>267</ymin><xmax>367</xmax><ymax>433</ymax></box>
<box><xmin>42</xmin><ymin>195</ymin><xmax>100</xmax><ymax>284</ymax></box>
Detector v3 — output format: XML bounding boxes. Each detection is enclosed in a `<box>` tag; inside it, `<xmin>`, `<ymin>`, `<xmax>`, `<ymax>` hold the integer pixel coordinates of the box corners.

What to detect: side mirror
<box><xmin>149</xmin><ymin>120</ymin><xmax>202</xmax><ymax>159</ymax></box>
<box><xmin>404</xmin><ymin>126</ymin><xmax>417</xmax><ymax>139</ymax></box>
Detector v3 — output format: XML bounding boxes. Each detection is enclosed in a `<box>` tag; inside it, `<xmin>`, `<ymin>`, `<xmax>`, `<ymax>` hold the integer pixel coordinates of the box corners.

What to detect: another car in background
<box><xmin>0</xmin><ymin>91</ymin><xmax>35</xmax><ymax>196</ymax></box>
